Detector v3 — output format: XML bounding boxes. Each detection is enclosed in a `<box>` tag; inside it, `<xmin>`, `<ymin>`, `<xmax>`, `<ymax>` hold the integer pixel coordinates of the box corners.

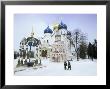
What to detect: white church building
<box><xmin>39</xmin><ymin>21</ymin><xmax>75</xmax><ymax>62</ymax></box>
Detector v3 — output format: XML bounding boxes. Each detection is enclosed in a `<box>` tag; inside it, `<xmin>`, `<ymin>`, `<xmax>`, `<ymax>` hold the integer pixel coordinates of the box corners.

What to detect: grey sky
<box><xmin>14</xmin><ymin>14</ymin><xmax>97</xmax><ymax>50</ymax></box>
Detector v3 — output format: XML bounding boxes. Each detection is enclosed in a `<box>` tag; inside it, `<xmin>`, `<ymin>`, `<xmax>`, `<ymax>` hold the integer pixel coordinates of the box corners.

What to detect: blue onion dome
<box><xmin>67</xmin><ymin>31</ymin><xmax>71</xmax><ymax>35</ymax></box>
<box><xmin>58</xmin><ymin>21</ymin><xmax>67</xmax><ymax>30</ymax></box>
<box><xmin>44</xmin><ymin>26</ymin><xmax>53</xmax><ymax>34</ymax></box>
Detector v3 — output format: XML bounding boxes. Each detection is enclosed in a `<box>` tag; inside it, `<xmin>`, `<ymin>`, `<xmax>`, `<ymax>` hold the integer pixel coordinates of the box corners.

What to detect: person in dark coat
<box><xmin>64</xmin><ymin>61</ymin><xmax>67</xmax><ymax>70</ymax></box>
<box><xmin>68</xmin><ymin>61</ymin><xmax>71</xmax><ymax>70</ymax></box>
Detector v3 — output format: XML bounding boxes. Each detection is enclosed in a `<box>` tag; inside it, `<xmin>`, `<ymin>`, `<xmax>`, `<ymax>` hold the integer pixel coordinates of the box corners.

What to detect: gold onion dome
<box><xmin>52</xmin><ymin>22</ymin><xmax>59</xmax><ymax>31</ymax></box>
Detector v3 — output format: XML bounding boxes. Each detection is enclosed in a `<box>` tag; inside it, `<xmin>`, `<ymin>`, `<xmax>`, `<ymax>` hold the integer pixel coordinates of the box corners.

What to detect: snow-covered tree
<box><xmin>71</xmin><ymin>29</ymin><xmax>87</xmax><ymax>61</ymax></box>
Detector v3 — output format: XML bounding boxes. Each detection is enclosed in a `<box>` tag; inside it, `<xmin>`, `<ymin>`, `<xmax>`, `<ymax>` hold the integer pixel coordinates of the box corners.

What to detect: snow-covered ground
<box><xmin>14</xmin><ymin>58</ymin><xmax>97</xmax><ymax>76</ymax></box>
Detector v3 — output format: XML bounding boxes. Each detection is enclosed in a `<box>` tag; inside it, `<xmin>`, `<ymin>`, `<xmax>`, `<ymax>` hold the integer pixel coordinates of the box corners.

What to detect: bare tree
<box><xmin>71</xmin><ymin>29</ymin><xmax>81</xmax><ymax>61</ymax></box>
<box><xmin>71</xmin><ymin>29</ymin><xmax>87</xmax><ymax>61</ymax></box>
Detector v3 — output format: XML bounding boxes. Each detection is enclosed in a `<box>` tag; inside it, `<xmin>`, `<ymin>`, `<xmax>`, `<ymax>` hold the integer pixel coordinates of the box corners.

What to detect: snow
<box><xmin>14</xmin><ymin>58</ymin><xmax>97</xmax><ymax>76</ymax></box>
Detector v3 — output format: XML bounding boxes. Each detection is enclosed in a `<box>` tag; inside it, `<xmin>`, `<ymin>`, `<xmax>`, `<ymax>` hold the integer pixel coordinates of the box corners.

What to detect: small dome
<box><xmin>67</xmin><ymin>31</ymin><xmax>71</xmax><ymax>35</ymax></box>
<box><xmin>44</xmin><ymin>26</ymin><xmax>53</xmax><ymax>34</ymax></box>
<box><xmin>58</xmin><ymin>21</ymin><xmax>67</xmax><ymax>30</ymax></box>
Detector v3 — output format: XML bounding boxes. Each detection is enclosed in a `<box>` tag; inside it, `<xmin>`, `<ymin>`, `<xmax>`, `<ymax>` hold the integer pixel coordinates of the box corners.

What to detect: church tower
<box><xmin>44</xmin><ymin>26</ymin><xmax>53</xmax><ymax>45</ymax></box>
<box><xmin>41</xmin><ymin>26</ymin><xmax>53</xmax><ymax>58</ymax></box>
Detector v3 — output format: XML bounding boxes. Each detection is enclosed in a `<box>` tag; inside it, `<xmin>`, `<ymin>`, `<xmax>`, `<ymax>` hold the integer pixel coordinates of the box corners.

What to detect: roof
<box><xmin>58</xmin><ymin>21</ymin><xmax>67</xmax><ymax>30</ymax></box>
<box><xmin>44</xmin><ymin>26</ymin><xmax>53</xmax><ymax>34</ymax></box>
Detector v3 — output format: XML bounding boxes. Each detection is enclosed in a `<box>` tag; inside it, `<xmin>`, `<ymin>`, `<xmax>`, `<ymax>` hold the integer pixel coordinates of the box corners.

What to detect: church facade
<box><xmin>39</xmin><ymin>21</ymin><xmax>75</xmax><ymax>62</ymax></box>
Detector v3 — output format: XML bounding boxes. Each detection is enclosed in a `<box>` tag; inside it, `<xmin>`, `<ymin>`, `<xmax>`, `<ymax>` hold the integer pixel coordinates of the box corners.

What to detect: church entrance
<box><xmin>41</xmin><ymin>50</ymin><xmax>47</xmax><ymax>57</ymax></box>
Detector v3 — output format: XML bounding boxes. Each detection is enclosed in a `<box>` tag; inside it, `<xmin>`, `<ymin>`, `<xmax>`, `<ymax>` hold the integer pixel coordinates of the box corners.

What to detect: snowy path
<box><xmin>15</xmin><ymin>59</ymin><xmax>97</xmax><ymax>76</ymax></box>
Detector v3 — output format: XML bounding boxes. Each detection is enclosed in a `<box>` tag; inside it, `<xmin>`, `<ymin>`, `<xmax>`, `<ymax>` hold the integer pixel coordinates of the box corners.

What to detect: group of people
<box><xmin>64</xmin><ymin>60</ymin><xmax>71</xmax><ymax>70</ymax></box>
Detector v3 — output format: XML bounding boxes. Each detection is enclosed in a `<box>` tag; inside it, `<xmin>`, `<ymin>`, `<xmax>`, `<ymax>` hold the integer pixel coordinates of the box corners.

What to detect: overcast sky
<box><xmin>14</xmin><ymin>14</ymin><xmax>97</xmax><ymax>51</ymax></box>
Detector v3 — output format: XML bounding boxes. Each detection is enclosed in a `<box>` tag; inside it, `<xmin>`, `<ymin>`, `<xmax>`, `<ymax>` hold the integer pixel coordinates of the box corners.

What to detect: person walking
<box><xmin>68</xmin><ymin>61</ymin><xmax>71</xmax><ymax>70</ymax></box>
<box><xmin>64</xmin><ymin>61</ymin><xmax>67</xmax><ymax>70</ymax></box>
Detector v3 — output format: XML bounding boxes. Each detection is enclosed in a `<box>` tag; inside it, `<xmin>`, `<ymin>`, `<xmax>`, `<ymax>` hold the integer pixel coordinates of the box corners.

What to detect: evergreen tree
<box><xmin>87</xmin><ymin>42</ymin><xmax>91</xmax><ymax>59</ymax></box>
<box><xmin>14</xmin><ymin>51</ymin><xmax>17</xmax><ymax>59</ymax></box>
<box><xmin>87</xmin><ymin>39</ymin><xmax>97</xmax><ymax>61</ymax></box>
<box><xmin>79</xmin><ymin>41</ymin><xmax>87</xmax><ymax>59</ymax></box>
<box><xmin>87</xmin><ymin>42</ymin><xmax>93</xmax><ymax>60</ymax></box>
<box><xmin>93</xmin><ymin>39</ymin><xmax>97</xmax><ymax>59</ymax></box>
<box><xmin>79</xmin><ymin>34</ymin><xmax>87</xmax><ymax>59</ymax></box>
<box><xmin>14</xmin><ymin>51</ymin><xmax>19</xmax><ymax>59</ymax></box>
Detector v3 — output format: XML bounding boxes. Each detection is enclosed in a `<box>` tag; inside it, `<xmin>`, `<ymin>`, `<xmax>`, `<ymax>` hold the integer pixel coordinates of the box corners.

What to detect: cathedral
<box><xmin>39</xmin><ymin>21</ymin><xmax>76</xmax><ymax>62</ymax></box>
<box><xmin>19</xmin><ymin>21</ymin><xmax>75</xmax><ymax>62</ymax></box>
